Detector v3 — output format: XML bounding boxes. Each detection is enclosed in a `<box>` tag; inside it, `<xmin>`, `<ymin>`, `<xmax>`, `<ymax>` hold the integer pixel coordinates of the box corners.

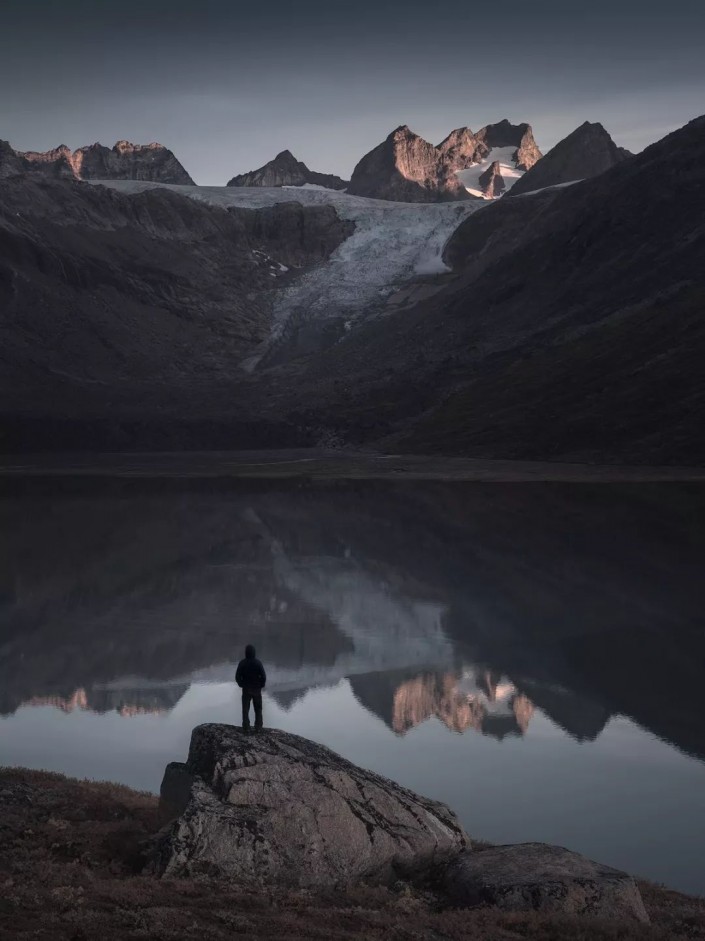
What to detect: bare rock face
<box><xmin>510</xmin><ymin>121</ymin><xmax>631</xmax><ymax>195</ymax></box>
<box><xmin>73</xmin><ymin>140</ymin><xmax>195</xmax><ymax>184</ymax></box>
<box><xmin>348</xmin><ymin>120</ymin><xmax>541</xmax><ymax>202</ymax></box>
<box><xmin>347</xmin><ymin>125</ymin><xmax>466</xmax><ymax>202</ymax></box>
<box><xmin>227</xmin><ymin>149</ymin><xmax>348</xmax><ymax>190</ymax></box>
<box><xmin>153</xmin><ymin>723</ymin><xmax>469</xmax><ymax>886</ymax></box>
<box><xmin>0</xmin><ymin>139</ymin><xmax>194</xmax><ymax>184</ymax></box>
<box><xmin>0</xmin><ymin>140</ymin><xmax>27</xmax><ymax>179</ymax></box>
<box><xmin>443</xmin><ymin>844</ymin><xmax>649</xmax><ymax>922</ymax></box>
<box><xmin>474</xmin><ymin>119</ymin><xmax>542</xmax><ymax>170</ymax></box>
<box><xmin>479</xmin><ymin>161</ymin><xmax>506</xmax><ymax>198</ymax></box>
<box><xmin>234</xmin><ymin>201</ymin><xmax>355</xmax><ymax>267</ymax></box>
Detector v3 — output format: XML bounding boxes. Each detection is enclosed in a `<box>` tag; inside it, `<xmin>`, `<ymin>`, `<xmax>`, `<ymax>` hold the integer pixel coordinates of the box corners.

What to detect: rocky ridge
<box><xmin>510</xmin><ymin>121</ymin><xmax>631</xmax><ymax>195</ymax></box>
<box><xmin>347</xmin><ymin>120</ymin><xmax>541</xmax><ymax>202</ymax></box>
<box><xmin>227</xmin><ymin>149</ymin><xmax>348</xmax><ymax>190</ymax></box>
<box><xmin>0</xmin><ymin>139</ymin><xmax>194</xmax><ymax>184</ymax></box>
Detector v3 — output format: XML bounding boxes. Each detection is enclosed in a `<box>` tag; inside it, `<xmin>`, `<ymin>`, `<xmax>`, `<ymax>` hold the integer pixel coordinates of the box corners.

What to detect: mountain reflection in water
<box><xmin>2</xmin><ymin>478</ymin><xmax>705</xmax><ymax>892</ymax></box>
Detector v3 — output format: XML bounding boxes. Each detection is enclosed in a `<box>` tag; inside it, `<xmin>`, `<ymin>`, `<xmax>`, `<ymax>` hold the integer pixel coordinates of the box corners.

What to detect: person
<box><xmin>235</xmin><ymin>644</ymin><xmax>266</xmax><ymax>732</ymax></box>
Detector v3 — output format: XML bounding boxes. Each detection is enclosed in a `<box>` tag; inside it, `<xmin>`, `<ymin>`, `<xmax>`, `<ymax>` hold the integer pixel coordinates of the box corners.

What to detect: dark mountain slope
<box><xmin>0</xmin><ymin>178</ymin><xmax>352</xmax><ymax>450</ymax></box>
<box><xmin>279</xmin><ymin>115</ymin><xmax>705</xmax><ymax>464</ymax></box>
<box><xmin>510</xmin><ymin>121</ymin><xmax>631</xmax><ymax>195</ymax></box>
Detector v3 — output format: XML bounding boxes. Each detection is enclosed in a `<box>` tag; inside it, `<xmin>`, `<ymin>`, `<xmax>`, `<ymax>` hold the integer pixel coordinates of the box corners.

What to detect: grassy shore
<box><xmin>1</xmin><ymin>767</ymin><xmax>703</xmax><ymax>940</ymax></box>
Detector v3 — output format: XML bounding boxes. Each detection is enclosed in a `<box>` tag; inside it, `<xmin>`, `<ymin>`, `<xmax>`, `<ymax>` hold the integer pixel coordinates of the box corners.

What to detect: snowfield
<box><xmin>455</xmin><ymin>145</ymin><xmax>525</xmax><ymax>198</ymax></box>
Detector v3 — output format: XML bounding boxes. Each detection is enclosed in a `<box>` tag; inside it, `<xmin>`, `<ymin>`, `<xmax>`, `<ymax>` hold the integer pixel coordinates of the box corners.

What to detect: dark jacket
<box><xmin>236</xmin><ymin>645</ymin><xmax>266</xmax><ymax>692</ymax></box>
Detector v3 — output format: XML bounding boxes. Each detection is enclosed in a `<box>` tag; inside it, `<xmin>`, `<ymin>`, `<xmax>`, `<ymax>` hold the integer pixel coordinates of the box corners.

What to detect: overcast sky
<box><xmin>2</xmin><ymin>0</ymin><xmax>703</xmax><ymax>184</ymax></box>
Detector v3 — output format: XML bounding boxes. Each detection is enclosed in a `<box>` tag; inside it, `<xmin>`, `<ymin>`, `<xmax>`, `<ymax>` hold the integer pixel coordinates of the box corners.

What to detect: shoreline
<box><xmin>1</xmin><ymin>449</ymin><xmax>705</xmax><ymax>482</ymax></box>
<box><xmin>1</xmin><ymin>765</ymin><xmax>704</xmax><ymax>940</ymax></box>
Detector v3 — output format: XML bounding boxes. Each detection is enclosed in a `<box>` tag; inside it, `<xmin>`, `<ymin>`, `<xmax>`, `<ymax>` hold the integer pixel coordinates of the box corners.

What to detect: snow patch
<box><xmin>513</xmin><ymin>179</ymin><xmax>583</xmax><ymax>197</ymax></box>
<box><xmin>455</xmin><ymin>146</ymin><xmax>525</xmax><ymax>198</ymax></box>
<box><xmin>282</xmin><ymin>182</ymin><xmax>339</xmax><ymax>192</ymax></box>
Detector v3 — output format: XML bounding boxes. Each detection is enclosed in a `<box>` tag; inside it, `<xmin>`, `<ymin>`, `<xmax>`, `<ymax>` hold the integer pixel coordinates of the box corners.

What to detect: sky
<box><xmin>1</xmin><ymin>0</ymin><xmax>704</xmax><ymax>185</ymax></box>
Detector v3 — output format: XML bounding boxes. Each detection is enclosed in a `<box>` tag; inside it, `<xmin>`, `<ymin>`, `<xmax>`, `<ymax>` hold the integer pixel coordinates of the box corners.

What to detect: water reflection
<box><xmin>2</xmin><ymin>478</ymin><xmax>705</xmax><ymax>891</ymax></box>
<box><xmin>3</xmin><ymin>479</ymin><xmax>705</xmax><ymax>752</ymax></box>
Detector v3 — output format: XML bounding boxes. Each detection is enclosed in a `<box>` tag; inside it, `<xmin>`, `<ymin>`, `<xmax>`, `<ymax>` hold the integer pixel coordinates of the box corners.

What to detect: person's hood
<box><xmin>245</xmin><ymin>644</ymin><xmax>256</xmax><ymax>659</ymax></box>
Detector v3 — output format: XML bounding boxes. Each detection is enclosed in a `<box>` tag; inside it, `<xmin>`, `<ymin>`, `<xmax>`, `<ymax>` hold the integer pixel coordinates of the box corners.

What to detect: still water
<box><xmin>2</xmin><ymin>478</ymin><xmax>705</xmax><ymax>894</ymax></box>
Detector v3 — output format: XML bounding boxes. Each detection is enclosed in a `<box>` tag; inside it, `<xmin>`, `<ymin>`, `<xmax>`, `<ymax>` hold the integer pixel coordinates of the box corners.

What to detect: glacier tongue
<box><xmin>91</xmin><ymin>181</ymin><xmax>482</xmax><ymax>355</ymax></box>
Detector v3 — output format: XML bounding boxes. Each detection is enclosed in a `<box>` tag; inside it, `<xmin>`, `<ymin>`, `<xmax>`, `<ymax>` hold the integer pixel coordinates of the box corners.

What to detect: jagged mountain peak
<box><xmin>112</xmin><ymin>140</ymin><xmax>165</xmax><ymax>153</ymax></box>
<box><xmin>227</xmin><ymin>150</ymin><xmax>348</xmax><ymax>191</ymax></box>
<box><xmin>437</xmin><ymin>127</ymin><xmax>477</xmax><ymax>156</ymax></box>
<box><xmin>510</xmin><ymin>120</ymin><xmax>631</xmax><ymax>195</ymax></box>
<box><xmin>0</xmin><ymin>138</ymin><xmax>194</xmax><ymax>184</ymax></box>
<box><xmin>350</xmin><ymin>119</ymin><xmax>541</xmax><ymax>202</ymax></box>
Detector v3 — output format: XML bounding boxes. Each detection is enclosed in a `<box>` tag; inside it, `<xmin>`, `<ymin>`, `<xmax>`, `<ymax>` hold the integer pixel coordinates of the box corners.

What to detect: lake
<box><xmin>2</xmin><ymin>476</ymin><xmax>705</xmax><ymax>895</ymax></box>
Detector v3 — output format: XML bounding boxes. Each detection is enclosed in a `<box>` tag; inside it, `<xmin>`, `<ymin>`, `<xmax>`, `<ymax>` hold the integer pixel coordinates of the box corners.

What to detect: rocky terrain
<box><xmin>0</xmin><ymin>139</ymin><xmax>194</xmax><ymax>184</ymax></box>
<box><xmin>152</xmin><ymin>723</ymin><xmax>649</xmax><ymax>925</ymax></box>
<box><xmin>3</xmin><ymin>766</ymin><xmax>704</xmax><ymax>940</ymax></box>
<box><xmin>347</xmin><ymin>120</ymin><xmax>541</xmax><ymax>201</ymax></box>
<box><xmin>227</xmin><ymin>148</ymin><xmax>348</xmax><ymax>189</ymax></box>
<box><xmin>276</xmin><ymin>114</ymin><xmax>705</xmax><ymax>464</ymax></box>
<box><xmin>1</xmin><ymin>114</ymin><xmax>704</xmax><ymax>462</ymax></box>
<box><xmin>510</xmin><ymin>121</ymin><xmax>631</xmax><ymax>195</ymax></box>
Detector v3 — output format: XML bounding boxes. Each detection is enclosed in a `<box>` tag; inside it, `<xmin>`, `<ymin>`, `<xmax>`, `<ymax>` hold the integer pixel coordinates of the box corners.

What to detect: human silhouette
<box><xmin>235</xmin><ymin>644</ymin><xmax>266</xmax><ymax>732</ymax></box>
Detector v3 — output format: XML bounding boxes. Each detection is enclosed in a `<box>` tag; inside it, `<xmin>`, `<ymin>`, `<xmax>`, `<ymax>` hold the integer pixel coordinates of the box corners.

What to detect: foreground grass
<box><xmin>1</xmin><ymin>768</ymin><xmax>704</xmax><ymax>940</ymax></box>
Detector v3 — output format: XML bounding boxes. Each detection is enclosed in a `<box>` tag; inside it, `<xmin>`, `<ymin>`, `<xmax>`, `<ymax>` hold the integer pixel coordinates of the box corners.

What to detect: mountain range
<box><xmin>0</xmin><ymin>139</ymin><xmax>194</xmax><ymax>184</ymax></box>
<box><xmin>0</xmin><ymin>117</ymin><xmax>627</xmax><ymax>199</ymax></box>
<box><xmin>0</xmin><ymin>113</ymin><xmax>703</xmax><ymax>462</ymax></box>
<box><xmin>347</xmin><ymin>119</ymin><xmax>542</xmax><ymax>201</ymax></box>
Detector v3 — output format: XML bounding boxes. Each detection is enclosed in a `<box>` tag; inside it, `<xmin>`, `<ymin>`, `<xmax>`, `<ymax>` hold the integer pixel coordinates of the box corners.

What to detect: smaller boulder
<box><xmin>442</xmin><ymin>843</ymin><xmax>649</xmax><ymax>922</ymax></box>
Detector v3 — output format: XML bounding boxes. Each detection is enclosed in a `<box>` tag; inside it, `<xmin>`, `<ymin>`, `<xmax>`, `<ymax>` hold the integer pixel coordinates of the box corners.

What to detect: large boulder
<box><xmin>442</xmin><ymin>843</ymin><xmax>649</xmax><ymax>922</ymax></box>
<box><xmin>153</xmin><ymin>723</ymin><xmax>469</xmax><ymax>886</ymax></box>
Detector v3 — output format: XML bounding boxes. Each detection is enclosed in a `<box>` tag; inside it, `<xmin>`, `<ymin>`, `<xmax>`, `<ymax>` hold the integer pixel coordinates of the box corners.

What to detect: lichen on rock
<box><xmin>153</xmin><ymin>723</ymin><xmax>469</xmax><ymax>886</ymax></box>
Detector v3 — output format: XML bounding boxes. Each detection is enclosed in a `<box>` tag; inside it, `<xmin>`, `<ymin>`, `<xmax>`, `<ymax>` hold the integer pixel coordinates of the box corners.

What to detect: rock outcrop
<box><xmin>443</xmin><ymin>844</ymin><xmax>649</xmax><ymax>922</ymax></box>
<box><xmin>510</xmin><ymin>121</ymin><xmax>631</xmax><ymax>195</ymax></box>
<box><xmin>154</xmin><ymin>723</ymin><xmax>469</xmax><ymax>885</ymax></box>
<box><xmin>153</xmin><ymin>725</ymin><xmax>651</xmax><ymax>921</ymax></box>
<box><xmin>346</xmin><ymin>125</ymin><xmax>464</xmax><ymax>202</ymax></box>
<box><xmin>0</xmin><ymin>139</ymin><xmax>194</xmax><ymax>184</ymax></box>
<box><xmin>478</xmin><ymin>160</ymin><xmax>506</xmax><ymax>198</ymax></box>
<box><xmin>473</xmin><ymin>119</ymin><xmax>542</xmax><ymax>170</ymax></box>
<box><xmin>347</xmin><ymin>120</ymin><xmax>541</xmax><ymax>202</ymax></box>
<box><xmin>227</xmin><ymin>149</ymin><xmax>348</xmax><ymax>190</ymax></box>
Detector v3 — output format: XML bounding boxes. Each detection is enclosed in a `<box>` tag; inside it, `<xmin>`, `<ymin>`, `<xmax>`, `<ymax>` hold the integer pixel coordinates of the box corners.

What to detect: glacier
<box><xmin>92</xmin><ymin>180</ymin><xmax>483</xmax><ymax>365</ymax></box>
